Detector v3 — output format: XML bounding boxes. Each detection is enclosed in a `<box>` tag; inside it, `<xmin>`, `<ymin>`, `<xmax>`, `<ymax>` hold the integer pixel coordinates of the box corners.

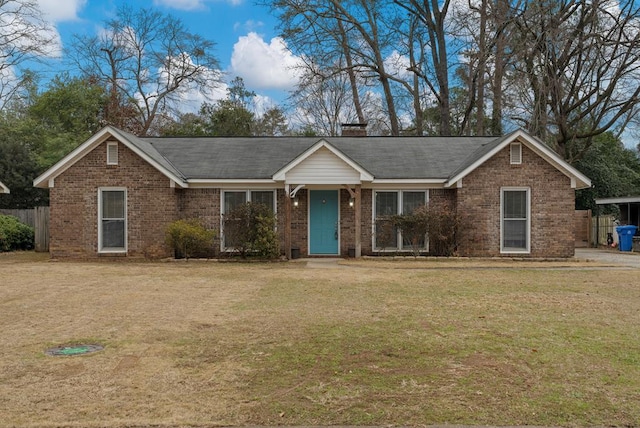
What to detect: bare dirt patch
<box><xmin>0</xmin><ymin>253</ymin><xmax>638</xmax><ymax>427</ymax></box>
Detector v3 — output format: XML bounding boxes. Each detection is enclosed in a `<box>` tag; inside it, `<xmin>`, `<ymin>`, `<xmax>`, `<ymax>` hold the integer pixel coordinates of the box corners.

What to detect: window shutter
<box><xmin>510</xmin><ymin>143</ymin><xmax>522</xmax><ymax>165</ymax></box>
<box><xmin>107</xmin><ymin>142</ymin><xmax>118</xmax><ymax>165</ymax></box>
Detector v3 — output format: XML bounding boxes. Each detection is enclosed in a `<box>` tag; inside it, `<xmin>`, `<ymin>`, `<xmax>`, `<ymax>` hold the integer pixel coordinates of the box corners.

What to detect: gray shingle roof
<box><xmin>141</xmin><ymin>135</ymin><xmax>502</xmax><ymax>180</ymax></box>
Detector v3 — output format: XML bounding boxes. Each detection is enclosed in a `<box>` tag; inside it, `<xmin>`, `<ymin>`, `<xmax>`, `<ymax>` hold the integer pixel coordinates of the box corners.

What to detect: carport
<box><xmin>595</xmin><ymin>196</ymin><xmax>640</xmax><ymax>247</ymax></box>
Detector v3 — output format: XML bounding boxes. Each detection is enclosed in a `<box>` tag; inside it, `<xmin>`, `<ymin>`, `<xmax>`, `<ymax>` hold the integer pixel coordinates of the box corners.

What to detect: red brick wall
<box><xmin>50</xmin><ymin>140</ymin><xmax>178</xmax><ymax>258</ymax></box>
<box><xmin>290</xmin><ymin>189</ymin><xmax>308</xmax><ymax>256</ymax></box>
<box><xmin>178</xmin><ymin>188</ymin><xmax>221</xmax><ymax>254</ymax></box>
<box><xmin>49</xmin><ymin>139</ymin><xmax>575</xmax><ymax>259</ymax></box>
<box><xmin>456</xmin><ymin>142</ymin><xmax>575</xmax><ymax>258</ymax></box>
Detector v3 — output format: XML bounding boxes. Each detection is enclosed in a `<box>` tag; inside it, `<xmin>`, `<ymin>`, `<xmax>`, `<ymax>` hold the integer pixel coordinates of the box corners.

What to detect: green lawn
<box><xmin>1</xmin><ymin>253</ymin><xmax>638</xmax><ymax>427</ymax></box>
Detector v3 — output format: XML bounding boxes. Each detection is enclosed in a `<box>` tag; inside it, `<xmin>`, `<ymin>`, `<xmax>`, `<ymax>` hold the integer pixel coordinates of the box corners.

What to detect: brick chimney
<box><xmin>341</xmin><ymin>123</ymin><xmax>368</xmax><ymax>137</ymax></box>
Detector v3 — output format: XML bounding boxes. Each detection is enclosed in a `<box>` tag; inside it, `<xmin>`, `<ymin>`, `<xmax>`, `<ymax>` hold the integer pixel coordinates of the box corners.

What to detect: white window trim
<box><xmin>500</xmin><ymin>187</ymin><xmax>530</xmax><ymax>254</ymax></box>
<box><xmin>106</xmin><ymin>142</ymin><xmax>118</xmax><ymax>165</ymax></box>
<box><xmin>372</xmin><ymin>190</ymin><xmax>429</xmax><ymax>252</ymax></box>
<box><xmin>510</xmin><ymin>142</ymin><xmax>522</xmax><ymax>165</ymax></box>
<box><xmin>220</xmin><ymin>189</ymin><xmax>278</xmax><ymax>251</ymax></box>
<box><xmin>98</xmin><ymin>187</ymin><xmax>127</xmax><ymax>253</ymax></box>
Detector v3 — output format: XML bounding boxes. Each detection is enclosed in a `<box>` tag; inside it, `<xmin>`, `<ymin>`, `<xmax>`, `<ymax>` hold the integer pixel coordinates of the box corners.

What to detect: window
<box><xmin>99</xmin><ymin>188</ymin><xmax>126</xmax><ymax>252</ymax></box>
<box><xmin>223</xmin><ymin>190</ymin><xmax>275</xmax><ymax>214</ymax></box>
<box><xmin>222</xmin><ymin>190</ymin><xmax>276</xmax><ymax>248</ymax></box>
<box><xmin>510</xmin><ymin>142</ymin><xmax>522</xmax><ymax>165</ymax></box>
<box><xmin>501</xmin><ymin>188</ymin><xmax>530</xmax><ymax>253</ymax></box>
<box><xmin>374</xmin><ymin>190</ymin><xmax>427</xmax><ymax>250</ymax></box>
<box><xmin>107</xmin><ymin>142</ymin><xmax>118</xmax><ymax>165</ymax></box>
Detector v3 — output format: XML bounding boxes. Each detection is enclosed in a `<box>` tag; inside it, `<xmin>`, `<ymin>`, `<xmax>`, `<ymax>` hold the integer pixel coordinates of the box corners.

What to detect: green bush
<box><xmin>223</xmin><ymin>202</ymin><xmax>280</xmax><ymax>259</ymax></box>
<box><xmin>165</xmin><ymin>219</ymin><xmax>216</xmax><ymax>259</ymax></box>
<box><xmin>0</xmin><ymin>215</ymin><xmax>35</xmax><ymax>252</ymax></box>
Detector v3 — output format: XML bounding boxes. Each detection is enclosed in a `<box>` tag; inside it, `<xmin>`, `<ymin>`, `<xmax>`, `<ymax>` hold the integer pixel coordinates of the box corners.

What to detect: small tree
<box><xmin>165</xmin><ymin>219</ymin><xmax>216</xmax><ymax>259</ymax></box>
<box><xmin>223</xmin><ymin>202</ymin><xmax>280</xmax><ymax>259</ymax></box>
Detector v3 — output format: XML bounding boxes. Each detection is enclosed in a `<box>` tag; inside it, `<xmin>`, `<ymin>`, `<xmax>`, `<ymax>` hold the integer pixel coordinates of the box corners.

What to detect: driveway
<box><xmin>575</xmin><ymin>247</ymin><xmax>640</xmax><ymax>268</ymax></box>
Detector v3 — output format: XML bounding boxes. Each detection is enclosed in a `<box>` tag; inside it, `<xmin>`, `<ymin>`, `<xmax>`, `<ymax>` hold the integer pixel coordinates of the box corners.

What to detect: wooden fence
<box><xmin>591</xmin><ymin>214</ymin><xmax>617</xmax><ymax>247</ymax></box>
<box><xmin>0</xmin><ymin>207</ymin><xmax>49</xmax><ymax>252</ymax></box>
<box><xmin>574</xmin><ymin>210</ymin><xmax>591</xmax><ymax>248</ymax></box>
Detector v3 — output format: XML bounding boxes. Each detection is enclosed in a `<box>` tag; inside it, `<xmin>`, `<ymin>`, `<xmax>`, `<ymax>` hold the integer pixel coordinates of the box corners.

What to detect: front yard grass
<box><xmin>0</xmin><ymin>253</ymin><xmax>638</xmax><ymax>427</ymax></box>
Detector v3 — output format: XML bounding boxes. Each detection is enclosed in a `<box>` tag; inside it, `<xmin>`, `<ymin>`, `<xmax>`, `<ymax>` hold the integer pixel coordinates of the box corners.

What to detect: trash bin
<box><xmin>291</xmin><ymin>247</ymin><xmax>300</xmax><ymax>259</ymax></box>
<box><xmin>615</xmin><ymin>225</ymin><xmax>637</xmax><ymax>251</ymax></box>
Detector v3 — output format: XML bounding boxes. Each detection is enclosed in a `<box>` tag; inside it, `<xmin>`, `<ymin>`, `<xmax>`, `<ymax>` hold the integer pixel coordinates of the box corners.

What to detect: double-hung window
<box><xmin>99</xmin><ymin>188</ymin><xmax>126</xmax><ymax>252</ymax></box>
<box><xmin>374</xmin><ymin>190</ymin><xmax>427</xmax><ymax>250</ymax></box>
<box><xmin>222</xmin><ymin>190</ymin><xmax>276</xmax><ymax>248</ymax></box>
<box><xmin>501</xmin><ymin>187</ymin><xmax>530</xmax><ymax>253</ymax></box>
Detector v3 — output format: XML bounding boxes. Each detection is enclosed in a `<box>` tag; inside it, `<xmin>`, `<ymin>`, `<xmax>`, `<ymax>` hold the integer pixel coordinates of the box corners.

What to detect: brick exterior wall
<box><xmin>456</xmin><ymin>142</ymin><xmax>575</xmax><ymax>258</ymax></box>
<box><xmin>50</xmin><ymin>140</ymin><xmax>178</xmax><ymax>258</ymax></box>
<box><xmin>290</xmin><ymin>189</ymin><xmax>309</xmax><ymax>256</ymax></box>
<box><xmin>48</xmin><ymin>138</ymin><xmax>576</xmax><ymax>259</ymax></box>
<box><xmin>177</xmin><ymin>188</ymin><xmax>221</xmax><ymax>255</ymax></box>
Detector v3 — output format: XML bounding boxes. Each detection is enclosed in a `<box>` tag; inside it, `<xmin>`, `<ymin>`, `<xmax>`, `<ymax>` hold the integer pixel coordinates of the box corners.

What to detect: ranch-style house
<box><xmin>34</xmin><ymin>125</ymin><xmax>591</xmax><ymax>259</ymax></box>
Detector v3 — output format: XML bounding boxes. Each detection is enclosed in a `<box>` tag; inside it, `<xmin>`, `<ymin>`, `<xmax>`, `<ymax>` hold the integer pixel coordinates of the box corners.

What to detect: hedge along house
<box><xmin>34</xmin><ymin>125</ymin><xmax>590</xmax><ymax>259</ymax></box>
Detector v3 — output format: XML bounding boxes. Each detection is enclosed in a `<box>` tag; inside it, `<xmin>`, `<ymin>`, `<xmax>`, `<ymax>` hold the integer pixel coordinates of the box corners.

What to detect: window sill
<box><xmin>99</xmin><ymin>249</ymin><xmax>127</xmax><ymax>255</ymax></box>
<box><xmin>500</xmin><ymin>249</ymin><xmax>530</xmax><ymax>254</ymax></box>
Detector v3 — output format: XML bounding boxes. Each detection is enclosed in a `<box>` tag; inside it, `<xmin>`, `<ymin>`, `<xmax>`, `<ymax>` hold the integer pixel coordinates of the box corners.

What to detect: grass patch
<box><xmin>0</xmin><ymin>254</ymin><xmax>638</xmax><ymax>426</ymax></box>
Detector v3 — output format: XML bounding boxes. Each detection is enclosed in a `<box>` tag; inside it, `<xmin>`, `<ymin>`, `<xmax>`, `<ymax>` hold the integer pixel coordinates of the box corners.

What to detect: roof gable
<box><xmin>272</xmin><ymin>139</ymin><xmax>374</xmax><ymax>182</ymax></box>
<box><xmin>33</xmin><ymin>126</ymin><xmax>187</xmax><ymax>189</ymax></box>
<box><xmin>0</xmin><ymin>179</ymin><xmax>9</xmax><ymax>194</ymax></box>
<box><xmin>445</xmin><ymin>129</ymin><xmax>591</xmax><ymax>189</ymax></box>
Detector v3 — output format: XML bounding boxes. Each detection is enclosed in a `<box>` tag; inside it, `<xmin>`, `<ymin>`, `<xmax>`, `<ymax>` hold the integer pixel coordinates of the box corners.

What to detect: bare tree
<box><xmin>0</xmin><ymin>0</ymin><xmax>55</xmax><ymax>109</ymax></box>
<box><xmin>395</xmin><ymin>0</ymin><xmax>454</xmax><ymax>135</ymax></box>
<box><xmin>269</xmin><ymin>0</ymin><xmax>404</xmax><ymax>135</ymax></box>
<box><xmin>68</xmin><ymin>5</ymin><xmax>220</xmax><ymax>136</ymax></box>
<box><xmin>288</xmin><ymin>64</ymin><xmax>362</xmax><ymax>136</ymax></box>
<box><xmin>508</xmin><ymin>0</ymin><xmax>640</xmax><ymax>161</ymax></box>
<box><xmin>288</xmin><ymin>61</ymin><xmax>389</xmax><ymax>136</ymax></box>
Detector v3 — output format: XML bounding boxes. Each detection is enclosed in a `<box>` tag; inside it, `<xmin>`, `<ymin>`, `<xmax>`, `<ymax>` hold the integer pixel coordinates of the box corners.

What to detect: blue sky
<box><xmin>35</xmin><ymin>0</ymin><xmax>301</xmax><ymax>108</ymax></box>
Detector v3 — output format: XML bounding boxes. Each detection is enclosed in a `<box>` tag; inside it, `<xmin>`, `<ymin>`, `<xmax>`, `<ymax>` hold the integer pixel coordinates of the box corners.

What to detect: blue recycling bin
<box><xmin>615</xmin><ymin>225</ymin><xmax>637</xmax><ymax>251</ymax></box>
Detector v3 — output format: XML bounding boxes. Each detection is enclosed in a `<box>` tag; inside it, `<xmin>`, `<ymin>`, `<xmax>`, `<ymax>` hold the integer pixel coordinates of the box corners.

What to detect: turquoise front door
<box><xmin>309</xmin><ymin>190</ymin><xmax>339</xmax><ymax>254</ymax></box>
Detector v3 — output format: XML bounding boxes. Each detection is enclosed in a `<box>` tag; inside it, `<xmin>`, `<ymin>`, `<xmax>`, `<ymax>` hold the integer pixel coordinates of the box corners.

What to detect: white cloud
<box><xmin>253</xmin><ymin>94</ymin><xmax>276</xmax><ymax>116</ymax></box>
<box><xmin>153</xmin><ymin>0</ymin><xmax>204</xmax><ymax>11</ymax></box>
<box><xmin>153</xmin><ymin>0</ymin><xmax>243</xmax><ymax>10</ymax></box>
<box><xmin>158</xmin><ymin>58</ymin><xmax>228</xmax><ymax>114</ymax></box>
<box><xmin>233</xmin><ymin>20</ymin><xmax>264</xmax><ymax>33</ymax></box>
<box><xmin>230</xmin><ymin>32</ymin><xmax>303</xmax><ymax>91</ymax></box>
<box><xmin>383</xmin><ymin>50</ymin><xmax>411</xmax><ymax>79</ymax></box>
<box><xmin>36</xmin><ymin>0</ymin><xmax>85</xmax><ymax>22</ymax></box>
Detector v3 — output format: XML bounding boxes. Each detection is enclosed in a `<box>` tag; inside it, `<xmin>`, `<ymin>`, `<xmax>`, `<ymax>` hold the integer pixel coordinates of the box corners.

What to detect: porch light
<box><xmin>293</xmin><ymin>198</ymin><xmax>299</xmax><ymax>207</ymax></box>
<box><xmin>349</xmin><ymin>198</ymin><xmax>355</xmax><ymax>208</ymax></box>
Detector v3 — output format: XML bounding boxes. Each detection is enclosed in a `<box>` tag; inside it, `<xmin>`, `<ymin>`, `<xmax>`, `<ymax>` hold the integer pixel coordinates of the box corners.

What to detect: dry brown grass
<box><xmin>1</xmin><ymin>252</ymin><xmax>639</xmax><ymax>427</ymax></box>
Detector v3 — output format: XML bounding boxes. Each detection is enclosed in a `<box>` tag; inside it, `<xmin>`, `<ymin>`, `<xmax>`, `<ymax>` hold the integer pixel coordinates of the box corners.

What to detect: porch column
<box><xmin>284</xmin><ymin>184</ymin><xmax>292</xmax><ymax>259</ymax></box>
<box><xmin>355</xmin><ymin>184</ymin><xmax>362</xmax><ymax>258</ymax></box>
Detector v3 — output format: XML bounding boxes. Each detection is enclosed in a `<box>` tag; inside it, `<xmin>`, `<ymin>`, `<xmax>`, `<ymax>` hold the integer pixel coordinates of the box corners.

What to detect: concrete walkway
<box><xmin>574</xmin><ymin>247</ymin><xmax>640</xmax><ymax>268</ymax></box>
<box><xmin>296</xmin><ymin>249</ymin><xmax>640</xmax><ymax>269</ymax></box>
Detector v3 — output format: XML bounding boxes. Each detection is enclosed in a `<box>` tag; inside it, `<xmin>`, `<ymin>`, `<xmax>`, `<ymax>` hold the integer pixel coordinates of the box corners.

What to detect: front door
<box><xmin>309</xmin><ymin>190</ymin><xmax>339</xmax><ymax>254</ymax></box>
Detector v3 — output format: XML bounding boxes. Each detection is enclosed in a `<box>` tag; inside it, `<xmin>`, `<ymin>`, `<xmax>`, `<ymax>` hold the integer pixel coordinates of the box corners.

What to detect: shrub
<box><xmin>421</xmin><ymin>205</ymin><xmax>466</xmax><ymax>256</ymax></box>
<box><xmin>389</xmin><ymin>208</ymin><xmax>429</xmax><ymax>257</ymax></box>
<box><xmin>0</xmin><ymin>215</ymin><xmax>34</xmax><ymax>252</ymax></box>
<box><xmin>223</xmin><ymin>202</ymin><xmax>280</xmax><ymax>259</ymax></box>
<box><xmin>165</xmin><ymin>219</ymin><xmax>216</xmax><ymax>259</ymax></box>
<box><xmin>390</xmin><ymin>205</ymin><xmax>466</xmax><ymax>257</ymax></box>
